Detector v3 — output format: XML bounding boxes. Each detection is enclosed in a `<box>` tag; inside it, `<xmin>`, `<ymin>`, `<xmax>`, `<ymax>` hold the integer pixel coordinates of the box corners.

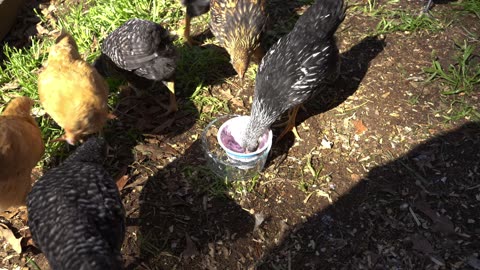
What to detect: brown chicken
<box><xmin>0</xmin><ymin>97</ymin><xmax>45</xmax><ymax>212</ymax></box>
<box><xmin>182</xmin><ymin>0</ymin><xmax>267</xmax><ymax>79</ymax></box>
<box><xmin>38</xmin><ymin>32</ymin><xmax>111</xmax><ymax>145</ymax></box>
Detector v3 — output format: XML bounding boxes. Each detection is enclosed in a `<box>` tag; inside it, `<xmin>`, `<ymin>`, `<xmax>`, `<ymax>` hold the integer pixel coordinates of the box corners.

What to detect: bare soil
<box><xmin>1</xmin><ymin>0</ymin><xmax>479</xmax><ymax>269</ymax></box>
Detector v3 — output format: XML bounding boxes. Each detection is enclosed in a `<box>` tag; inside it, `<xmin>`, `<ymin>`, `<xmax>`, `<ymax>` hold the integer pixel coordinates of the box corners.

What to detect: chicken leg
<box><xmin>183</xmin><ymin>14</ymin><xmax>200</xmax><ymax>46</ymax></box>
<box><xmin>160</xmin><ymin>81</ymin><xmax>178</xmax><ymax>117</ymax></box>
<box><xmin>423</xmin><ymin>0</ymin><xmax>433</xmax><ymax>13</ymax></box>
<box><xmin>276</xmin><ymin>105</ymin><xmax>301</xmax><ymax>143</ymax></box>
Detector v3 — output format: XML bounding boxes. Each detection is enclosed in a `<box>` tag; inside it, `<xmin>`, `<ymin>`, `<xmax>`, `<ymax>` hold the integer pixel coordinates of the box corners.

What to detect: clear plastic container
<box><xmin>201</xmin><ymin>115</ymin><xmax>272</xmax><ymax>181</ymax></box>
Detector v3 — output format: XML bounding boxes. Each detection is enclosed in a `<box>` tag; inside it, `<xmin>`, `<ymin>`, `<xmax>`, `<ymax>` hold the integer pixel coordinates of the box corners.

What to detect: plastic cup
<box><xmin>201</xmin><ymin>115</ymin><xmax>272</xmax><ymax>181</ymax></box>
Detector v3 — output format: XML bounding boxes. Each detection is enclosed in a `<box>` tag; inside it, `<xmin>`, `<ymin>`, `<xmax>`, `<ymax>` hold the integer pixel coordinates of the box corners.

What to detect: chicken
<box><xmin>241</xmin><ymin>0</ymin><xmax>345</xmax><ymax>152</ymax></box>
<box><xmin>0</xmin><ymin>97</ymin><xmax>44</xmax><ymax>212</ymax></box>
<box><xmin>181</xmin><ymin>0</ymin><xmax>211</xmax><ymax>45</ymax></box>
<box><xmin>94</xmin><ymin>18</ymin><xmax>178</xmax><ymax>116</ymax></box>
<box><xmin>210</xmin><ymin>0</ymin><xmax>267</xmax><ymax>79</ymax></box>
<box><xmin>27</xmin><ymin>137</ymin><xmax>125</xmax><ymax>270</ymax></box>
<box><xmin>38</xmin><ymin>32</ymin><xmax>111</xmax><ymax>145</ymax></box>
<box><xmin>181</xmin><ymin>0</ymin><xmax>267</xmax><ymax>78</ymax></box>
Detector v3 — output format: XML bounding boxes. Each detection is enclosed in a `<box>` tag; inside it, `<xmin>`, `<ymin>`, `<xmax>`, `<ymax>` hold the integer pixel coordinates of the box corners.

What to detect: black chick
<box><xmin>27</xmin><ymin>137</ymin><xmax>125</xmax><ymax>270</ymax></box>
<box><xmin>95</xmin><ymin>18</ymin><xmax>178</xmax><ymax>116</ymax></box>
<box><xmin>242</xmin><ymin>0</ymin><xmax>346</xmax><ymax>152</ymax></box>
<box><xmin>181</xmin><ymin>0</ymin><xmax>211</xmax><ymax>45</ymax></box>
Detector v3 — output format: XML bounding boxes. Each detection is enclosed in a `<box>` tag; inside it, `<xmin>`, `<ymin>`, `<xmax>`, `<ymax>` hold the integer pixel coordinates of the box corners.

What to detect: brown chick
<box><xmin>0</xmin><ymin>97</ymin><xmax>45</xmax><ymax>212</ymax></box>
<box><xmin>38</xmin><ymin>32</ymin><xmax>111</xmax><ymax>145</ymax></box>
<box><xmin>210</xmin><ymin>0</ymin><xmax>267</xmax><ymax>79</ymax></box>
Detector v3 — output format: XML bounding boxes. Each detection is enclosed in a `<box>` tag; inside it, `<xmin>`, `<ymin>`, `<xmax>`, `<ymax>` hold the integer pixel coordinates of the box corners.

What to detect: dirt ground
<box><xmin>1</xmin><ymin>0</ymin><xmax>479</xmax><ymax>269</ymax></box>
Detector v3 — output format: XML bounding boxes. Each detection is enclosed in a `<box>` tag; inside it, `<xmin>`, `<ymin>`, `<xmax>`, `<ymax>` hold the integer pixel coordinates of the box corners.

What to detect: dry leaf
<box><xmin>124</xmin><ymin>175</ymin><xmax>149</xmax><ymax>190</ymax></box>
<box><xmin>415</xmin><ymin>200</ymin><xmax>454</xmax><ymax>234</ymax></box>
<box><xmin>254</xmin><ymin>213</ymin><xmax>265</xmax><ymax>231</ymax></box>
<box><xmin>181</xmin><ymin>233</ymin><xmax>199</xmax><ymax>259</ymax></box>
<box><xmin>304</xmin><ymin>190</ymin><xmax>332</xmax><ymax>204</ymax></box>
<box><xmin>350</xmin><ymin>173</ymin><xmax>362</xmax><ymax>182</ymax></box>
<box><xmin>352</xmin><ymin>119</ymin><xmax>368</xmax><ymax>135</ymax></box>
<box><xmin>411</xmin><ymin>234</ymin><xmax>434</xmax><ymax>254</ymax></box>
<box><xmin>320</xmin><ymin>138</ymin><xmax>333</xmax><ymax>149</ymax></box>
<box><xmin>115</xmin><ymin>175</ymin><xmax>130</xmax><ymax>191</ymax></box>
<box><xmin>467</xmin><ymin>256</ymin><xmax>480</xmax><ymax>269</ymax></box>
<box><xmin>0</xmin><ymin>223</ymin><xmax>22</xmax><ymax>254</ymax></box>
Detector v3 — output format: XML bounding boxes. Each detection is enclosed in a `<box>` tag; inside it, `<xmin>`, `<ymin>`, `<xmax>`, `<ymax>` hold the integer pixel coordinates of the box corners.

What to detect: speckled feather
<box><xmin>27</xmin><ymin>137</ymin><xmax>125</xmax><ymax>270</ymax></box>
<box><xmin>97</xmin><ymin>19</ymin><xmax>176</xmax><ymax>82</ymax></box>
<box><xmin>243</xmin><ymin>0</ymin><xmax>346</xmax><ymax>151</ymax></box>
<box><xmin>210</xmin><ymin>0</ymin><xmax>266</xmax><ymax>48</ymax></box>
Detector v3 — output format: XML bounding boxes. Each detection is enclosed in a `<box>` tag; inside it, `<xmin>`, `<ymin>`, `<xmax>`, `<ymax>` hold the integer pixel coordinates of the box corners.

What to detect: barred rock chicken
<box><xmin>0</xmin><ymin>97</ymin><xmax>44</xmax><ymax>212</ymax></box>
<box><xmin>181</xmin><ymin>0</ymin><xmax>267</xmax><ymax>79</ymax></box>
<box><xmin>27</xmin><ymin>137</ymin><xmax>125</xmax><ymax>270</ymax></box>
<box><xmin>241</xmin><ymin>0</ymin><xmax>346</xmax><ymax>152</ymax></box>
<box><xmin>38</xmin><ymin>32</ymin><xmax>111</xmax><ymax>145</ymax></box>
<box><xmin>181</xmin><ymin>0</ymin><xmax>211</xmax><ymax>45</ymax></box>
<box><xmin>94</xmin><ymin>19</ymin><xmax>178</xmax><ymax>116</ymax></box>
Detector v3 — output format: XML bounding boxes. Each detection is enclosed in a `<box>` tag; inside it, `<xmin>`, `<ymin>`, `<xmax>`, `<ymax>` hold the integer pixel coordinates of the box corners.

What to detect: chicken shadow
<box><xmin>0</xmin><ymin>0</ymin><xmax>48</xmax><ymax>57</ymax></box>
<box><xmin>257</xmin><ymin>121</ymin><xmax>480</xmax><ymax>269</ymax></box>
<box><xmin>268</xmin><ymin>35</ymin><xmax>387</xmax><ymax>164</ymax></box>
<box><xmin>131</xmin><ymin>139</ymin><xmax>255</xmax><ymax>269</ymax></box>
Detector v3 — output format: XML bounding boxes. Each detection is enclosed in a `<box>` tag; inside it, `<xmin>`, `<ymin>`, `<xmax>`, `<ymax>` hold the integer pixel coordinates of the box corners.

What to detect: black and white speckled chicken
<box><xmin>27</xmin><ymin>137</ymin><xmax>125</xmax><ymax>270</ymax></box>
<box><xmin>95</xmin><ymin>18</ymin><xmax>178</xmax><ymax>116</ymax></box>
<box><xmin>241</xmin><ymin>0</ymin><xmax>346</xmax><ymax>152</ymax></box>
<box><xmin>181</xmin><ymin>0</ymin><xmax>267</xmax><ymax>79</ymax></box>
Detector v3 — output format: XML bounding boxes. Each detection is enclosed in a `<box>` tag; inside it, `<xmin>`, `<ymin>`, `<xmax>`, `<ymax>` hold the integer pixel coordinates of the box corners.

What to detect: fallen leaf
<box><xmin>134</xmin><ymin>144</ymin><xmax>164</xmax><ymax>160</ymax></box>
<box><xmin>352</xmin><ymin>119</ymin><xmax>368</xmax><ymax>135</ymax></box>
<box><xmin>0</xmin><ymin>223</ymin><xmax>22</xmax><ymax>254</ymax></box>
<box><xmin>115</xmin><ymin>175</ymin><xmax>130</xmax><ymax>191</ymax></box>
<box><xmin>124</xmin><ymin>175</ymin><xmax>149</xmax><ymax>190</ymax></box>
<box><xmin>411</xmin><ymin>234</ymin><xmax>434</xmax><ymax>254</ymax></box>
<box><xmin>181</xmin><ymin>233</ymin><xmax>198</xmax><ymax>259</ymax></box>
<box><xmin>304</xmin><ymin>190</ymin><xmax>332</xmax><ymax>204</ymax></box>
<box><xmin>254</xmin><ymin>213</ymin><xmax>265</xmax><ymax>231</ymax></box>
<box><xmin>415</xmin><ymin>200</ymin><xmax>455</xmax><ymax>234</ymax></box>
<box><xmin>350</xmin><ymin>173</ymin><xmax>362</xmax><ymax>182</ymax></box>
<box><xmin>467</xmin><ymin>256</ymin><xmax>480</xmax><ymax>270</ymax></box>
<box><xmin>320</xmin><ymin>138</ymin><xmax>333</xmax><ymax>149</ymax></box>
<box><xmin>381</xmin><ymin>92</ymin><xmax>391</xmax><ymax>98</ymax></box>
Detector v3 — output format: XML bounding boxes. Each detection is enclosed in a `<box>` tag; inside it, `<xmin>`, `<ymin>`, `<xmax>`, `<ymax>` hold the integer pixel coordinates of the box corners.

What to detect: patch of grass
<box><xmin>190</xmin><ymin>84</ymin><xmax>230</xmax><ymax>123</ymax></box>
<box><xmin>424</xmin><ymin>42</ymin><xmax>480</xmax><ymax>121</ymax></box>
<box><xmin>1</xmin><ymin>0</ymin><xmax>214</xmax><ymax>164</ymax></box>
<box><xmin>350</xmin><ymin>0</ymin><xmax>448</xmax><ymax>35</ymax></box>
<box><xmin>25</xmin><ymin>257</ymin><xmax>41</xmax><ymax>270</ymax></box>
<box><xmin>375</xmin><ymin>10</ymin><xmax>447</xmax><ymax>34</ymax></box>
<box><xmin>425</xmin><ymin>42</ymin><xmax>480</xmax><ymax>95</ymax></box>
<box><xmin>229</xmin><ymin>174</ymin><xmax>260</xmax><ymax>197</ymax></box>
<box><xmin>182</xmin><ymin>165</ymin><xmax>232</xmax><ymax>197</ymax></box>
<box><xmin>454</xmin><ymin>0</ymin><xmax>480</xmax><ymax>19</ymax></box>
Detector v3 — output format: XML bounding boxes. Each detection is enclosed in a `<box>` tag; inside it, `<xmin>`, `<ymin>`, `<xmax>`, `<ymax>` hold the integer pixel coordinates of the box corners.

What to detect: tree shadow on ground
<box><xmin>134</xmin><ymin>140</ymin><xmax>255</xmax><ymax>269</ymax></box>
<box><xmin>258</xmin><ymin>121</ymin><xmax>480</xmax><ymax>269</ymax></box>
<box><xmin>268</xmin><ymin>35</ymin><xmax>387</xmax><ymax>165</ymax></box>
